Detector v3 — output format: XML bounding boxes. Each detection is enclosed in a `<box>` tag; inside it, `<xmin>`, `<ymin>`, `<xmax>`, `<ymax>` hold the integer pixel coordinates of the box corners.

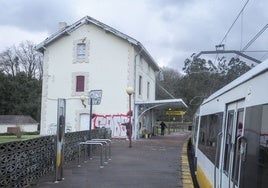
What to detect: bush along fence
<box><xmin>0</xmin><ymin>128</ymin><xmax>111</xmax><ymax>188</ymax></box>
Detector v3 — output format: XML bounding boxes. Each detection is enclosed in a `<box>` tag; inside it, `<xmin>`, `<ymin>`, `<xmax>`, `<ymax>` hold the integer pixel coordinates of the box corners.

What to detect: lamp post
<box><xmin>126</xmin><ymin>87</ymin><xmax>134</xmax><ymax>148</ymax></box>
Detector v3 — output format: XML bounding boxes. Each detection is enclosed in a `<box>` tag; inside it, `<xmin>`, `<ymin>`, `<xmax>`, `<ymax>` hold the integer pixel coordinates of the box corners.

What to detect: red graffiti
<box><xmin>92</xmin><ymin>114</ymin><xmax>130</xmax><ymax>138</ymax></box>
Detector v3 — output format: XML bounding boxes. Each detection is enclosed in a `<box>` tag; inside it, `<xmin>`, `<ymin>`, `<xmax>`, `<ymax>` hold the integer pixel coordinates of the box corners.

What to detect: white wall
<box><xmin>40</xmin><ymin>23</ymin><xmax>157</xmax><ymax>137</ymax></box>
<box><xmin>136</xmin><ymin>56</ymin><xmax>156</xmax><ymax>101</ymax></box>
<box><xmin>0</xmin><ymin>124</ymin><xmax>38</xmax><ymax>133</ymax></box>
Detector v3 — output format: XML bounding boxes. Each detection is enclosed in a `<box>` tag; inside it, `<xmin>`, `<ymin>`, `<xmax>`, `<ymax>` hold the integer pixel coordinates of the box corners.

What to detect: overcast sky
<box><xmin>0</xmin><ymin>0</ymin><xmax>267</xmax><ymax>70</ymax></box>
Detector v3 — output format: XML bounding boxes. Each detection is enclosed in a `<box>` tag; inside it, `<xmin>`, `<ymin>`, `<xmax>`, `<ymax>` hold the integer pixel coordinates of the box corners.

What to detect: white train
<box><xmin>192</xmin><ymin>59</ymin><xmax>268</xmax><ymax>188</ymax></box>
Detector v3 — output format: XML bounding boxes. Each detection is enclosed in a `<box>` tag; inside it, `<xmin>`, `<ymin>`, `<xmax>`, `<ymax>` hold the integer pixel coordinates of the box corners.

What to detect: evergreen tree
<box><xmin>156</xmin><ymin>56</ymin><xmax>253</xmax><ymax>121</ymax></box>
<box><xmin>0</xmin><ymin>41</ymin><xmax>42</xmax><ymax>122</ymax></box>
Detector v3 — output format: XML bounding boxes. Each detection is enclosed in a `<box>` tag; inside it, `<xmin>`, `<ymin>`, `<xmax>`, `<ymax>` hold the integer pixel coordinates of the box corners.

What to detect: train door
<box><xmin>239</xmin><ymin>104</ymin><xmax>268</xmax><ymax>188</ymax></box>
<box><xmin>221</xmin><ymin>100</ymin><xmax>245</xmax><ymax>188</ymax></box>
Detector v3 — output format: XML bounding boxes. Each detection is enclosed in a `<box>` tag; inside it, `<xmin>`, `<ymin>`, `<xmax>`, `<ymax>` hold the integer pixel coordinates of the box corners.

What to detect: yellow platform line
<box><xmin>180</xmin><ymin>136</ymin><xmax>194</xmax><ymax>188</ymax></box>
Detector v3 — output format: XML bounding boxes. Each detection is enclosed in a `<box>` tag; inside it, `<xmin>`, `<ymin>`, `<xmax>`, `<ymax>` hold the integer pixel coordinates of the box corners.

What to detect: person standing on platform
<box><xmin>122</xmin><ymin>122</ymin><xmax>132</xmax><ymax>148</ymax></box>
<box><xmin>160</xmin><ymin>121</ymin><xmax>167</xmax><ymax>136</ymax></box>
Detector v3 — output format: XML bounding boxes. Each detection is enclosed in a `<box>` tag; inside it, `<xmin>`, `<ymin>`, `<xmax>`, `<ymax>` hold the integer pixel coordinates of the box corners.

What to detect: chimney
<box><xmin>58</xmin><ymin>22</ymin><xmax>67</xmax><ymax>30</ymax></box>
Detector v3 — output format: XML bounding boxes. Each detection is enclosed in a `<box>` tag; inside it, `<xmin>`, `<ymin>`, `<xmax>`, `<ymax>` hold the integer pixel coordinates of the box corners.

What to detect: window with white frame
<box><xmin>73</xmin><ymin>39</ymin><xmax>90</xmax><ymax>63</ymax></box>
<box><xmin>77</xmin><ymin>43</ymin><xmax>86</xmax><ymax>59</ymax></box>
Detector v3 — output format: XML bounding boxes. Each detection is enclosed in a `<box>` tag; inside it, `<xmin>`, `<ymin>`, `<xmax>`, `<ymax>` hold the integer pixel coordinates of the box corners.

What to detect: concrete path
<box><xmin>30</xmin><ymin>132</ymin><xmax>190</xmax><ymax>188</ymax></box>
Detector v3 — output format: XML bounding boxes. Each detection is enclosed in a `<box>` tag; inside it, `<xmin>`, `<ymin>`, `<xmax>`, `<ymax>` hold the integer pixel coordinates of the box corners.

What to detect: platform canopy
<box><xmin>135</xmin><ymin>99</ymin><xmax>188</xmax><ymax>117</ymax></box>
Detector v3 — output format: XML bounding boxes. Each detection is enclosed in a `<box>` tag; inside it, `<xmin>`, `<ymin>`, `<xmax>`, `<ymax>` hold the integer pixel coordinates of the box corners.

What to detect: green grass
<box><xmin>0</xmin><ymin>135</ymin><xmax>40</xmax><ymax>143</ymax></box>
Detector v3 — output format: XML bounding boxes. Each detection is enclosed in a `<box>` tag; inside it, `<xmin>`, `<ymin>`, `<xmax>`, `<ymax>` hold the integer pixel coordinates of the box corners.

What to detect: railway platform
<box><xmin>29</xmin><ymin>132</ymin><xmax>193</xmax><ymax>188</ymax></box>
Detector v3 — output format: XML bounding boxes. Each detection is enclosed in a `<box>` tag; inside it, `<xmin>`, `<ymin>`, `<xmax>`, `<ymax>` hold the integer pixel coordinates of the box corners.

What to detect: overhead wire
<box><xmin>241</xmin><ymin>24</ymin><xmax>268</xmax><ymax>51</ymax></box>
<box><xmin>215</xmin><ymin>0</ymin><xmax>268</xmax><ymax>63</ymax></box>
<box><xmin>156</xmin><ymin>82</ymin><xmax>176</xmax><ymax>99</ymax></box>
<box><xmin>243</xmin><ymin>50</ymin><xmax>268</xmax><ymax>52</ymax></box>
<box><xmin>241</xmin><ymin>24</ymin><xmax>268</xmax><ymax>61</ymax></box>
<box><xmin>214</xmin><ymin>0</ymin><xmax>249</xmax><ymax>65</ymax></box>
<box><xmin>219</xmin><ymin>0</ymin><xmax>249</xmax><ymax>45</ymax></box>
<box><xmin>240</xmin><ymin>10</ymin><xmax>244</xmax><ymax>50</ymax></box>
<box><xmin>260</xmin><ymin>53</ymin><xmax>268</xmax><ymax>61</ymax></box>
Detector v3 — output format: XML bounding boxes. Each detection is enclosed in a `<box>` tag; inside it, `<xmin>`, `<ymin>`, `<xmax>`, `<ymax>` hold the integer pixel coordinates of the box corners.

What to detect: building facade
<box><xmin>0</xmin><ymin>115</ymin><xmax>38</xmax><ymax>133</ymax></box>
<box><xmin>36</xmin><ymin>16</ymin><xmax>160</xmax><ymax>138</ymax></box>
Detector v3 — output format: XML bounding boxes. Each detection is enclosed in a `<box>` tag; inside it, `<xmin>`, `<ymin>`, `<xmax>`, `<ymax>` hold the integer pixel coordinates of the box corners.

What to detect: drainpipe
<box><xmin>133</xmin><ymin>45</ymin><xmax>143</xmax><ymax>140</ymax></box>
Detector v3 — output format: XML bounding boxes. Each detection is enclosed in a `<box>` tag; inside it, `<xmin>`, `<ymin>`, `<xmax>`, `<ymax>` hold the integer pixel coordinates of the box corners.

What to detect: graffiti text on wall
<box><xmin>93</xmin><ymin>114</ymin><xmax>130</xmax><ymax>138</ymax></box>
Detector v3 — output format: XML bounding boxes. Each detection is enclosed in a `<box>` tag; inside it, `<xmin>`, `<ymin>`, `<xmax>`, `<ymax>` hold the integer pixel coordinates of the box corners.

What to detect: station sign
<box><xmin>166</xmin><ymin>110</ymin><xmax>185</xmax><ymax>116</ymax></box>
<box><xmin>88</xmin><ymin>90</ymin><xmax>102</xmax><ymax>105</ymax></box>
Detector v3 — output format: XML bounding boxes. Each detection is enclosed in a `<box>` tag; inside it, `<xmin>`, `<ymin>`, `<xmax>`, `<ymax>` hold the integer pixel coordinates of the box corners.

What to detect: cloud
<box><xmin>155</xmin><ymin>0</ymin><xmax>268</xmax><ymax>69</ymax></box>
<box><xmin>0</xmin><ymin>25</ymin><xmax>47</xmax><ymax>51</ymax></box>
<box><xmin>0</xmin><ymin>0</ymin><xmax>268</xmax><ymax>70</ymax></box>
<box><xmin>0</xmin><ymin>0</ymin><xmax>76</xmax><ymax>32</ymax></box>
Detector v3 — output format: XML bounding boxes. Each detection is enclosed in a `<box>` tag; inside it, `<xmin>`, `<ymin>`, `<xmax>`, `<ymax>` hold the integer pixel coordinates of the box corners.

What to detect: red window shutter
<box><xmin>76</xmin><ymin>76</ymin><xmax>85</xmax><ymax>92</ymax></box>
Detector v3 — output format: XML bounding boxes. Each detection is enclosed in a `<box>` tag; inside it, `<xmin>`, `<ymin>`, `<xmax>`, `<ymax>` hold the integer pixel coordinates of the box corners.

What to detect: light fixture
<box><xmin>80</xmin><ymin>95</ymin><xmax>87</xmax><ymax>108</ymax></box>
<box><xmin>125</xmin><ymin>86</ymin><xmax>134</xmax><ymax>148</ymax></box>
<box><xmin>126</xmin><ymin>86</ymin><xmax>134</xmax><ymax>116</ymax></box>
<box><xmin>126</xmin><ymin>87</ymin><xmax>134</xmax><ymax>95</ymax></box>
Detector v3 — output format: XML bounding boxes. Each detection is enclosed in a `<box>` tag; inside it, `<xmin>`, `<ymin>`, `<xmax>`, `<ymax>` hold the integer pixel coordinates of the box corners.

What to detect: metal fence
<box><xmin>0</xmin><ymin>128</ymin><xmax>110</xmax><ymax>188</ymax></box>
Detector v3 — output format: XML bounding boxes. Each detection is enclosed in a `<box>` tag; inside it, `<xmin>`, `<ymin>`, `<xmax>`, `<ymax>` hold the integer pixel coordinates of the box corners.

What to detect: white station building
<box><xmin>36</xmin><ymin>16</ymin><xmax>187</xmax><ymax>139</ymax></box>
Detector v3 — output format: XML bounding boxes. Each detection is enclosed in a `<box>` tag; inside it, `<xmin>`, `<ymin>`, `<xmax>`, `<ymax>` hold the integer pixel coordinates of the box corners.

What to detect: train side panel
<box><xmin>196</xmin><ymin>149</ymin><xmax>213</xmax><ymax>188</ymax></box>
<box><xmin>194</xmin><ymin>60</ymin><xmax>268</xmax><ymax>188</ymax></box>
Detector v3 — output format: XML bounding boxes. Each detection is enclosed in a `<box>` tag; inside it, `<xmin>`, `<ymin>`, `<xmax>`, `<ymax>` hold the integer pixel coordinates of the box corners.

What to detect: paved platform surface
<box><xmin>30</xmin><ymin>132</ymin><xmax>190</xmax><ymax>188</ymax></box>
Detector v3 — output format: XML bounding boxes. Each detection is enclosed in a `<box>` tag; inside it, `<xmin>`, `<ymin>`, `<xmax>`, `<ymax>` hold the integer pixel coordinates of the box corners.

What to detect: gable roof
<box><xmin>0</xmin><ymin>115</ymin><xmax>38</xmax><ymax>125</ymax></box>
<box><xmin>36</xmin><ymin>15</ymin><xmax>160</xmax><ymax>71</ymax></box>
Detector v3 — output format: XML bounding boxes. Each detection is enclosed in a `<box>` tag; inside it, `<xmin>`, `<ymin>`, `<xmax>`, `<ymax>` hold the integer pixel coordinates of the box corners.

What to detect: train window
<box><xmin>232</xmin><ymin>109</ymin><xmax>244</xmax><ymax>183</ymax></box>
<box><xmin>223</xmin><ymin>110</ymin><xmax>234</xmax><ymax>174</ymax></box>
<box><xmin>199</xmin><ymin>116</ymin><xmax>207</xmax><ymax>145</ymax></box>
<box><xmin>198</xmin><ymin>112</ymin><xmax>223</xmax><ymax>166</ymax></box>
<box><xmin>259</xmin><ymin>104</ymin><xmax>268</xmax><ymax>187</ymax></box>
<box><xmin>239</xmin><ymin>104</ymin><xmax>268</xmax><ymax>188</ymax></box>
<box><xmin>193</xmin><ymin>115</ymin><xmax>199</xmax><ymax>145</ymax></box>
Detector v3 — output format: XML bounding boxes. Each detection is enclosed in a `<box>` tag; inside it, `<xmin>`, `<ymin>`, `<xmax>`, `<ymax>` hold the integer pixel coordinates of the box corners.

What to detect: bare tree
<box><xmin>15</xmin><ymin>41</ymin><xmax>43</xmax><ymax>79</ymax></box>
<box><xmin>36</xmin><ymin>52</ymin><xmax>43</xmax><ymax>80</ymax></box>
<box><xmin>0</xmin><ymin>41</ymin><xmax>43</xmax><ymax>79</ymax></box>
<box><xmin>0</xmin><ymin>47</ymin><xmax>20</xmax><ymax>77</ymax></box>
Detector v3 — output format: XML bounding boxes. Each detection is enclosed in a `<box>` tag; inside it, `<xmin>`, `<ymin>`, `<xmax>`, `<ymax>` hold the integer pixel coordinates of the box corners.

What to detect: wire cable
<box><xmin>260</xmin><ymin>52</ymin><xmax>268</xmax><ymax>61</ymax></box>
<box><xmin>240</xmin><ymin>11</ymin><xmax>244</xmax><ymax>50</ymax></box>
<box><xmin>219</xmin><ymin>0</ymin><xmax>249</xmax><ymax>45</ymax></box>
<box><xmin>156</xmin><ymin>82</ymin><xmax>176</xmax><ymax>99</ymax></box>
<box><xmin>242</xmin><ymin>24</ymin><xmax>268</xmax><ymax>51</ymax></box>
